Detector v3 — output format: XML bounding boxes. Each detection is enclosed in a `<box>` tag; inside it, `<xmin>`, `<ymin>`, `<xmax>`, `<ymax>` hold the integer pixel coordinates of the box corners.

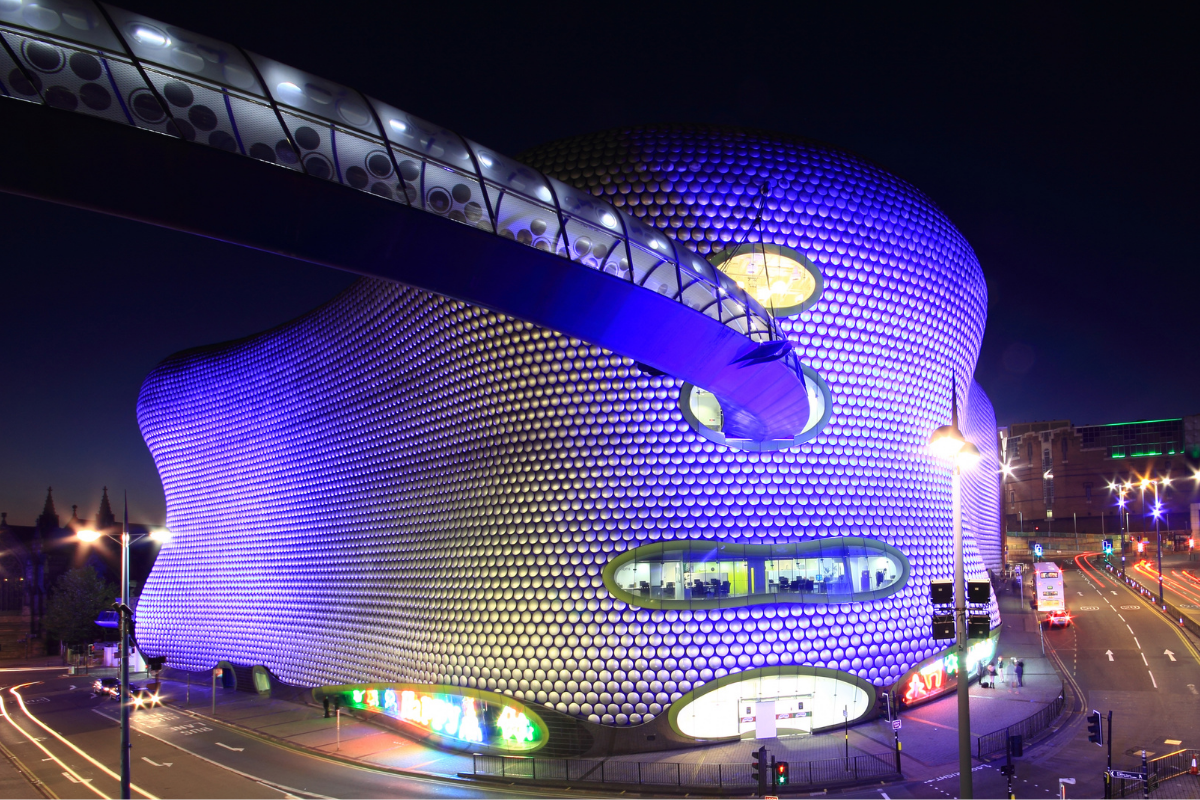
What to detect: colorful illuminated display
<box><xmin>325</xmin><ymin>684</ymin><xmax>543</xmax><ymax>751</ymax></box>
<box><xmin>66</xmin><ymin>2</ymin><xmax>1004</xmax><ymax>734</ymax></box>
<box><xmin>900</xmin><ymin>635</ymin><xmax>998</xmax><ymax>706</ymax></box>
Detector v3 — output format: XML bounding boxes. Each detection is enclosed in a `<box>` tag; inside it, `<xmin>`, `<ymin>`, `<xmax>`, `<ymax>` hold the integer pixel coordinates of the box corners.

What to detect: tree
<box><xmin>44</xmin><ymin>566</ymin><xmax>116</xmax><ymax>647</ymax></box>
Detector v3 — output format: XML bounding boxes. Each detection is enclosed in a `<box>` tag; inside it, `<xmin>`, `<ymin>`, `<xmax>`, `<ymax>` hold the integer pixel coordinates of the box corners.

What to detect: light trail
<box><xmin>10</xmin><ymin>685</ymin><xmax>158</xmax><ymax>800</ymax></box>
<box><xmin>0</xmin><ymin>684</ymin><xmax>108</xmax><ymax>799</ymax></box>
<box><xmin>1133</xmin><ymin>561</ymin><xmax>1200</xmax><ymax>606</ymax></box>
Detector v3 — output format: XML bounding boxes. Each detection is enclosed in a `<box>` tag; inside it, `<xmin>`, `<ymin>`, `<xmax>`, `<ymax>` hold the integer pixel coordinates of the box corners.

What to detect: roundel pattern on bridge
<box><xmin>135</xmin><ymin>124</ymin><xmax>1001</xmax><ymax>729</ymax></box>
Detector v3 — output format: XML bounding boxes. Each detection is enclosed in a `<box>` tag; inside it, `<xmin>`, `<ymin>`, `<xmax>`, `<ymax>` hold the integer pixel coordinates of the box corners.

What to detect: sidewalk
<box><xmin>142</xmin><ymin>575</ymin><xmax>1064</xmax><ymax>791</ymax></box>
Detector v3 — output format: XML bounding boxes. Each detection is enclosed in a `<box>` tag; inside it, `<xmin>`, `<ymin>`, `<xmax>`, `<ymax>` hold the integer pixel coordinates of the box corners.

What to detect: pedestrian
<box><xmin>986</xmin><ymin>662</ymin><xmax>996</xmax><ymax>689</ymax></box>
<box><xmin>996</xmin><ymin>656</ymin><xmax>1006</xmax><ymax>685</ymax></box>
<box><xmin>1015</xmin><ymin>659</ymin><xmax>1025</xmax><ymax>687</ymax></box>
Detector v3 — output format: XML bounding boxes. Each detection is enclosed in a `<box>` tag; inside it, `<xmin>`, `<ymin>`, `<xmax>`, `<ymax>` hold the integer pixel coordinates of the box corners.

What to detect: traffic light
<box><xmin>1008</xmin><ymin>733</ymin><xmax>1023</xmax><ymax>757</ymax></box>
<box><xmin>1102</xmin><ymin>539</ymin><xmax>1113</xmax><ymax>555</ymax></box>
<box><xmin>775</xmin><ymin>761</ymin><xmax>789</xmax><ymax>786</ymax></box>
<box><xmin>752</xmin><ymin>746</ymin><xmax>767</xmax><ymax>792</ymax></box>
<box><xmin>1087</xmin><ymin>710</ymin><xmax>1104</xmax><ymax>746</ymax></box>
<box><xmin>1189</xmin><ymin>538</ymin><xmax>1195</xmax><ymax>549</ymax></box>
<box><xmin>1032</xmin><ymin>543</ymin><xmax>1043</xmax><ymax>558</ymax></box>
<box><xmin>145</xmin><ymin>656</ymin><xmax>167</xmax><ymax>671</ymax></box>
<box><xmin>1138</xmin><ymin>541</ymin><xmax>1145</xmax><ymax>553</ymax></box>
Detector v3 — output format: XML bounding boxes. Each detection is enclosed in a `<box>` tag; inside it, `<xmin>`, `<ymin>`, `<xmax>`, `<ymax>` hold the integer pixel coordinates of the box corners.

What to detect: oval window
<box><xmin>602</xmin><ymin>537</ymin><xmax>910</xmax><ymax>610</ymax></box>
<box><xmin>669</xmin><ymin>666</ymin><xmax>875</xmax><ymax>740</ymax></box>
<box><xmin>680</xmin><ymin>364</ymin><xmax>831</xmax><ymax>451</ymax></box>
<box><xmin>708</xmin><ymin>243</ymin><xmax>823</xmax><ymax>317</ymax></box>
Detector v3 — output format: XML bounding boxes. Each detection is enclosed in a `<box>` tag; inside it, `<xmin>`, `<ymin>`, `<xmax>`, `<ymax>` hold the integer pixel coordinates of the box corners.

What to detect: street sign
<box><xmin>1107</xmin><ymin>769</ymin><xmax>1144</xmax><ymax>781</ymax></box>
<box><xmin>892</xmin><ymin>719</ymin><xmax>902</xmax><ymax>731</ymax></box>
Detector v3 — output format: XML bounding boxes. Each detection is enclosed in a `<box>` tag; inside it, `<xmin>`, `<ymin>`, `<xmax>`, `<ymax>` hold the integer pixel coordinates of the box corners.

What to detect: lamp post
<box><xmin>928</xmin><ymin>382</ymin><xmax>981</xmax><ymax>800</ymax></box>
<box><xmin>1153</xmin><ymin>478</ymin><xmax>1166</xmax><ymax>607</ymax></box>
<box><xmin>77</xmin><ymin>499</ymin><xmax>170</xmax><ymax>800</ymax></box>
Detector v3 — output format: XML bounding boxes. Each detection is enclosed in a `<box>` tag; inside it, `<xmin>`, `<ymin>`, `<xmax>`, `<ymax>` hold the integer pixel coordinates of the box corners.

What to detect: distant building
<box><xmin>998</xmin><ymin>416</ymin><xmax>1200</xmax><ymax>540</ymax></box>
<box><xmin>0</xmin><ymin>487</ymin><xmax>158</xmax><ymax>657</ymax></box>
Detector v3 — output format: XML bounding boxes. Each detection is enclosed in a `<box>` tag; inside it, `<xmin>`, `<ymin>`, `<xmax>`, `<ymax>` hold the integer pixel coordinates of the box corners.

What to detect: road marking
<box><xmin>0</xmin><ymin>690</ymin><xmax>109</xmax><ymax>799</ymax></box>
<box><xmin>141</xmin><ymin>757</ymin><xmax>172</xmax><ymax>767</ymax></box>
<box><xmin>92</xmin><ymin>709</ymin><xmax>332</xmax><ymax>800</ymax></box>
<box><xmin>215</xmin><ymin>742</ymin><xmax>244</xmax><ymax>752</ymax></box>
<box><xmin>1165</xmin><ymin>650</ymin><xmax>1177</xmax><ymax>662</ymax></box>
<box><xmin>10</xmin><ymin>684</ymin><xmax>159</xmax><ymax>799</ymax></box>
<box><xmin>1142</xmin><ymin>653</ymin><xmax>1149</xmax><ymax>666</ymax></box>
<box><xmin>1106</xmin><ymin>650</ymin><xmax>1114</xmax><ymax>661</ymax></box>
<box><xmin>1078</xmin><ymin>592</ymin><xmax>1084</xmax><ymax>596</ymax></box>
<box><xmin>1128</xmin><ymin>624</ymin><xmax>1136</xmax><ymax>635</ymax></box>
<box><xmin>64</xmin><ymin>772</ymin><xmax>94</xmax><ymax>784</ymax></box>
<box><xmin>1112</xmin><ymin>591</ymin><xmax>1118</xmax><ymax>595</ymax></box>
<box><xmin>1165</xmin><ymin>739</ymin><xmax>1182</xmax><ymax>745</ymax></box>
<box><xmin>1119</xmin><ymin>614</ymin><xmax>1126</xmax><ymax>621</ymax></box>
<box><xmin>1149</xmin><ymin>671</ymin><xmax>1158</xmax><ymax>688</ymax></box>
<box><xmin>1135</xmin><ymin>637</ymin><xmax>1141</xmax><ymax>649</ymax></box>
<box><xmin>68</xmin><ymin>685</ymin><xmax>75</xmax><ymax>691</ymax></box>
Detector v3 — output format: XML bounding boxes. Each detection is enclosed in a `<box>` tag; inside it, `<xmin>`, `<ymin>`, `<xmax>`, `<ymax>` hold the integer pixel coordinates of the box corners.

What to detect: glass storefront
<box><xmin>670</xmin><ymin>666</ymin><xmax>873</xmax><ymax>739</ymax></box>
<box><xmin>604</xmin><ymin>538</ymin><xmax>909</xmax><ymax>609</ymax></box>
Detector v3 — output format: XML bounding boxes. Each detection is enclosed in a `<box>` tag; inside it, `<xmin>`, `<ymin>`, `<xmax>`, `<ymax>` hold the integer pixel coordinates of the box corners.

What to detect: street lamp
<box><xmin>75</xmin><ymin>496</ymin><xmax>170</xmax><ymax>800</ymax></box>
<box><xmin>928</xmin><ymin>382</ymin><xmax>979</xmax><ymax>800</ymax></box>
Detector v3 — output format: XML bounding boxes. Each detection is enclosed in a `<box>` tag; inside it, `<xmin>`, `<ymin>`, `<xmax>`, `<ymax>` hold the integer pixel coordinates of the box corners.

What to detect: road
<box><xmin>0</xmin><ymin>674</ymin><xmax>536</xmax><ymax>799</ymax></box>
<box><xmin>1121</xmin><ymin>551</ymin><xmax>1200</xmax><ymax>626</ymax></box>
<box><xmin>824</xmin><ymin>554</ymin><xmax>1200</xmax><ymax>799</ymax></box>
<box><xmin>1</xmin><ymin>564</ymin><xmax>1198</xmax><ymax>800</ymax></box>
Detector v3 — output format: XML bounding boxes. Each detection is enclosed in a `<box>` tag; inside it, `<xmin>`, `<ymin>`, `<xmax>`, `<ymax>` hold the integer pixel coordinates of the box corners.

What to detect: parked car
<box><xmin>92</xmin><ymin>677</ymin><xmax>120</xmax><ymax>698</ymax></box>
<box><xmin>1045</xmin><ymin>609</ymin><xmax>1072</xmax><ymax>628</ymax></box>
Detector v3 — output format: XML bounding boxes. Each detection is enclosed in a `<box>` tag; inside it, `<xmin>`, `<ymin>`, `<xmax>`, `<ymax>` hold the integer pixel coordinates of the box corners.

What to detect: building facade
<box><xmin>0</xmin><ymin>0</ymin><xmax>1002</xmax><ymax>754</ymax></box>
<box><xmin>134</xmin><ymin>123</ymin><xmax>1001</xmax><ymax>750</ymax></box>
<box><xmin>999</xmin><ymin>417</ymin><xmax>1200</xmax><ymax>539</ymax></box>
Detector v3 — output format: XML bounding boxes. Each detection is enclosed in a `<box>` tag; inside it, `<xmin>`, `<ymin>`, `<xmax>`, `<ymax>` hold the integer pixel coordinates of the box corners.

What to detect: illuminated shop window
<box><xmin>708</xmin><ymin>244</ymin><xmax>823</xmax><ymax>318</ymax></box>
<box><xmin>316</xmin><ymin>683</ymin><xmax>546</xmax><ymax>753</ymax></box>
<box><xmin>679</xmin><ymin>365</ymin><xmax>831</xmax><ymax>452</ymax></box>
<box><xmin>603</xmin><ymin>537</ymin><xmax>910</xmax><ymax>610</ymax></box>
<box><xmin>668</xmin><ymin>666</ymin><xmax>874</xmax><ymax>740</ymax></box>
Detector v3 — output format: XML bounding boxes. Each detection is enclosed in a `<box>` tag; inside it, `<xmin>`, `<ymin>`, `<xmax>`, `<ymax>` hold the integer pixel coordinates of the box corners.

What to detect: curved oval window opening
<box><xmin>680</xmin><ymin>364</ymin><xmax>831</xmax><ymax>451</ymax></box>
<box><xmin>708</xmin><ymin>243</ymin><xmax>823</xmax><ymax>318</ymax></box>
<box><xmin>670</xmin><ymin>667</ymin><xmax>874</xmax><ymax>739</ymax></box>
<box><xmin>603</xmin><ymin>537</ymin><xmax>910</xmax><ymax>610</ymax></box>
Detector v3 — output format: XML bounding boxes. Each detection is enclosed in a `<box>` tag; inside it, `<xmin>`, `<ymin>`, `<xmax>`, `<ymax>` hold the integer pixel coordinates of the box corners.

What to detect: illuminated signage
<box><xmin>900</xmin><ymin>635</ymin><xmax>997</xmax><ymax>706</ymax></box>
<box><xmin>318</xmin><ymin>683</ymin><xmax>545</xmax><ymax>752</ymax></box>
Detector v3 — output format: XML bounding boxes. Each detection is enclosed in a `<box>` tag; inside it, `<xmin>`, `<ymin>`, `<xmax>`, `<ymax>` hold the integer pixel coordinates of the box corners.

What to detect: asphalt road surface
<box><xmin>0</xmin><ymin>674</ymin><xmax>543</xmax><ymax>799</ymax></box>
<box><xmin>1</xmin><ymin>561</ymin><xmax>1197</xmax><ymax>800</ymax></box>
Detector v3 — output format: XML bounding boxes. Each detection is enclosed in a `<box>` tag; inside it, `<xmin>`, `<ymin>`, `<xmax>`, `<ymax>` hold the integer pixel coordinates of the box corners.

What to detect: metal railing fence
<box><xmin>977</xmin><ymin>689</ymin><xmax>1065</xmax><ymax>758</ymax></box>
<box><xmin>1111</xmin><ymin>748</ymin><xmax>1199</xmax><ymax>798</ymax></box>
<box><xmin>472</xmin><ymin>751</ymin><xmax>900</xmax><ymax>791</ymax></box>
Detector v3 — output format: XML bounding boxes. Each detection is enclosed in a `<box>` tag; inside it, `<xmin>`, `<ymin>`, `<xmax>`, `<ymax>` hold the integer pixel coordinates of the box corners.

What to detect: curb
<box><xmin>163</xmin><ymin>702</ymin><xmax>479</xmax><ymax>789</ymax></box>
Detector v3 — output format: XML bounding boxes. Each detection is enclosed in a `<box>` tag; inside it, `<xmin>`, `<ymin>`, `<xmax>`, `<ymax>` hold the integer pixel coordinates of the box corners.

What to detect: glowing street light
<box><xmin>928</xmin><ymin>381</ymin><xmax>979</xmax><ymax>800</ymax></box>
<box><xmin>74</xmin><ymin>503</ymin><xmax>171</xmax><ymax>800</ymax></box>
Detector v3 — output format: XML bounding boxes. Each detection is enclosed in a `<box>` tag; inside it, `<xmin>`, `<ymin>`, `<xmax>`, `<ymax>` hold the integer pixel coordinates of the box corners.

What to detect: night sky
<box><xmin>1</xmin><ymin>1</ymin><xmax>1196</xmax><ymax>525</ymax></box>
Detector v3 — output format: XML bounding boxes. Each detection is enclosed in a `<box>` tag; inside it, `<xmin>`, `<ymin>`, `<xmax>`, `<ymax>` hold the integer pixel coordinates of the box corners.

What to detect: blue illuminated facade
<box><xmin>134</xmin><ymin>122</ymin><xmax>1002</xmax><ymax>735</ymax></box>
<box><xmin>0</xmin><ymin>0</ymin><xmax>1003</xmax><ymax>745</ymax></box>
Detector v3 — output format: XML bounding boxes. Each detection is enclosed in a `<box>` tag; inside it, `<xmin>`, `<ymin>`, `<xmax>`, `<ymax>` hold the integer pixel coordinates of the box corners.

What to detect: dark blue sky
<box><xmin>2</xmin><ymin>1</ymin><xmax>1197</xmax><ymax>525</ymax></box>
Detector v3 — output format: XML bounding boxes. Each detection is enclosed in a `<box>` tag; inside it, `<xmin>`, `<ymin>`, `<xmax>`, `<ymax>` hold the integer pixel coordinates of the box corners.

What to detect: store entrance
<box><xmin>738</xmin><ymin>693</ymin><xmax>813</xmax><ymax>737</ymax></box>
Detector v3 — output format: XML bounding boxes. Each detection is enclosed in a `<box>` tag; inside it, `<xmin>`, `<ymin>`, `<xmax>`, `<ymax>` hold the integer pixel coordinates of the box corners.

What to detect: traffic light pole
<box><xmin>119</xmin><ymin>498</ymin><xmax>131</xmax><ymax>800</ymax></box>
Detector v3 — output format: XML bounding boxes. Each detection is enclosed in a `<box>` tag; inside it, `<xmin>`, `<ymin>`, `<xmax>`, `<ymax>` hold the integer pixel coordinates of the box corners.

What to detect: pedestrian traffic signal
<box><xmin>752</xmin><ymin>746</ymin><xmax>768</xmax><ymax>792</ymax></box>
<box><xmin>1138</xmin><ymin>541</ymin><xmax>1145</xmax><ymax>553</ymax></box>
<box><xmin>1102</xmin><ymin>539</ymin><xmax>1113</xmax><ymax>555</ymax></box>
<box><xmin>775</xmin><ymin>761</ymin><xmax>789</xmax><ymax>786</ymax></box>
<box><xmin>1087</xmin><ymin>710</ymin><xmax>1104</xmax><ymax>746</ymax></box>
<box><xmin>1190</xmin><ymin>538</ymin><xmax>1195</xmax><ymax>549</ymax></box>
<box><xmin>1008</xmin><ymin>733</ymin><xmax>1023</xmax><ymax>757</ymax></box>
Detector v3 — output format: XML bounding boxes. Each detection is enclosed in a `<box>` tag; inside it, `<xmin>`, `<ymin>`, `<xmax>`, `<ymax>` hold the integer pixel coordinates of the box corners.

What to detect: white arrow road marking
<box><xmin>1112</xmin><ymin>591</ymin><xmax>1118</xmax><ymax>595</ymax></box>
<box><xmin>62</xmin><ymin>772</ymin><xmax>92</xmax><ymax>783</ymax></box>
<box><xmin>1106</xmin><ymin>650</ymin><xmax>1114</xmax><ymax>661</ymax></box>
<box><xmin>215</xmin><ymin>742</ymin><xmax>244</xmax><ymax>752</ymax></box>
<box><xmin>1149</xmin><ymin>671</ymin><xmax>1158</xmax><ymax>688</ymax></box>
<box><xmin>1165</xmin><ymin>650</ymin><xmax>1177</xmax><ymax>662</ymax></box>
<box><xmin>68</xmin><ymin>685</ymin><xmax>75</xmax><ymax>691</ymax></box>
<box><xmin>1078</xmin><ymin>591</ymin><xmax>1084</xmax><ymax>596</ymax></box>
<box><xmin>142</xmin><ymin>757</ymin><xmax>172</xmax><ymax>767</ymax></box>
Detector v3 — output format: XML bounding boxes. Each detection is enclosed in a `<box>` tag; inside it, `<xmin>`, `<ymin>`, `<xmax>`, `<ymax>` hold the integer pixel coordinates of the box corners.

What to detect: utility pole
<box><xmin>119</xmin><ymin>496</ymin><xmax>131</xmax><ymax>800</ymax></box>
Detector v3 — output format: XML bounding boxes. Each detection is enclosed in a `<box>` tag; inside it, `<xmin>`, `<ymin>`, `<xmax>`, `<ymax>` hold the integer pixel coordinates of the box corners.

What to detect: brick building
<box><xmin>998</xmin><ymin>416</ymin><xmax>1200</xmax><ymax>540</ymax></box>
